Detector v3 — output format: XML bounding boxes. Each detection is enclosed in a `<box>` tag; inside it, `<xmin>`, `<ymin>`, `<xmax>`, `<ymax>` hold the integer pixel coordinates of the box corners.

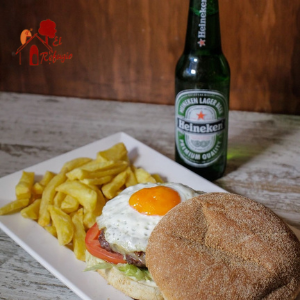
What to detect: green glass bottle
<box><xmin>175</xmin><ymin>0</ymin><xmax>230</xmax><ymax>181</ymax></box>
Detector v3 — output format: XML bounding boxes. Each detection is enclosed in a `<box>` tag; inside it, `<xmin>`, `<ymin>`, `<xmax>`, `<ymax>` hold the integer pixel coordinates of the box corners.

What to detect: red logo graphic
<box><xmin>197</xmin><ymin>111</ymin><xmax>206</xmax><ymax>120</ymax></box>
<box><xmin>198</xmin><ymin>39</ymin><xmax>206</xmax><ymax>47</ymax></box>
<box><xmin>15</xmin><ymin>19</ymin><xmax>73</xmax><ymax>66</ymax></box>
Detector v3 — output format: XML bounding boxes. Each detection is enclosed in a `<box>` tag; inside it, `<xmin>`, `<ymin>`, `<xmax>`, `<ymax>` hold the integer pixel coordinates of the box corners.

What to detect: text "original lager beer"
<box><xmin>175</xmin><ymin>0</ymin><xmax>230</xmax><ymax>181</ymax></box>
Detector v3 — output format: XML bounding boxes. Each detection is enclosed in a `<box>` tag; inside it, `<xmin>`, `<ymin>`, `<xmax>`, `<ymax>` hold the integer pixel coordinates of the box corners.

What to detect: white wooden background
<box><xmin>0</xmin><ymin>92</ymin><xmax>299</xmax><ymax>299</ymax></box>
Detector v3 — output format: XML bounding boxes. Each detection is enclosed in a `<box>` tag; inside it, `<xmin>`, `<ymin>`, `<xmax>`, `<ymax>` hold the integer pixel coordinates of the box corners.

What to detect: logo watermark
<box><xmin>15</xmin><ymin>19</ymin><xmax>73</xmax><ymax>66</ymax></box>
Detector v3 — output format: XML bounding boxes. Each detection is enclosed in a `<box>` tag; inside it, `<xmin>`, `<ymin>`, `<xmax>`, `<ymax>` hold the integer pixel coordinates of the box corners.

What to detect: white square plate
<box><xmin>0</xmin><ymin>132</ymin><xmax>299</xmax><ymax>300</ymax></box>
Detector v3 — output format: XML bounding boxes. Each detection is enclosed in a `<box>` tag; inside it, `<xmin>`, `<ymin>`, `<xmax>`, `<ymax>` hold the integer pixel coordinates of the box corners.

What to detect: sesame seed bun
<box><xmin>146</xmin><ymin>193</ymin><xmax>300</xmax><ymax>300</ymax></box>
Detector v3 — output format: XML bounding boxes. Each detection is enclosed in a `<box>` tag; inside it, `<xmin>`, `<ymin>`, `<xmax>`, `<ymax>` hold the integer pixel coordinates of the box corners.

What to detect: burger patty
<box><xmin>98</xmin><ymin>229</ymin><xmax>114</xmax><ymax>252</ymax></box>
<box><xmin>98</xmin><ymin>229</ymin><xmax>146</xmax><ymax>268</ymax></box>
<box><xmin>125</xmin><ymin>251</ymin><xmax>146</xmax><ymax>268</ymax></box>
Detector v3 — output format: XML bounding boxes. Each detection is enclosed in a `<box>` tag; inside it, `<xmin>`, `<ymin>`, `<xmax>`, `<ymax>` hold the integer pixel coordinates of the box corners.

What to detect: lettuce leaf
<box><xmin>85</xmin><ymin>250</ymin><xmax>152</xmax><ymax>281</ymax></box>
<box><xmin>84</xmin><ymin>262</ymin><xmax>112</xmax><ymax>272</ymax></box>
<box><xmin>117</xmin><ymin>264</ymin><xmax>152</xmax><ymax>281</ymax></box>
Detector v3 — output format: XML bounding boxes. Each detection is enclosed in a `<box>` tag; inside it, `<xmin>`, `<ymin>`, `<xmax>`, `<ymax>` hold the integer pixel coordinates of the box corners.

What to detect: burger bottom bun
<box><xmin>146</xmin><ymin>193</ymin><xmax>300</xmax><ymax>300</ymax></box>
<box><xmin>97</xmin><ymin>267</ymin><xmax>163</xmax><ymax>300</ymax></box>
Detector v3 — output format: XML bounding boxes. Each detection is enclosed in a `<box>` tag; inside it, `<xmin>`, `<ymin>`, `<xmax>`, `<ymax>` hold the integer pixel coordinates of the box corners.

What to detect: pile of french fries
<box><xmin>0</xmin><ymin>143</ymin><xmax>163</xmax><ymax>261</ymax></box>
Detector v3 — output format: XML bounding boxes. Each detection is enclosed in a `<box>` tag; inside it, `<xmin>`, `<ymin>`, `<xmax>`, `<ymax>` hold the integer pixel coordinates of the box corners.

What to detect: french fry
<box><xmin>60</xmin><ymin>157</ymin><xmax>92</xmax><ymax>174</ymax></box>
<box><xmin>38</xmin><ymin>173</ymin><xmax>66</xmax><ymax>227</ymax></box>
<box><xmin>56</xmin><ymin>181</ymin><xmax>97</xmax><ymax>212</ymax></box>
<box><xmin>152</xmin><ymin>174</ymin><xmax>164</xmax><ymax>183</ymax></box>
<box><xmin>32</xmin><ymin>182</ymin><xmax>44</xmax><ymax>195</ymax></box>
<box><xmin>80</xmin><ymin>176</ymin><xmax>113</xmax><ymax>186</ymax></box>
<box><xmin>134</xmin><ymin>167</ymin><xmax>156</xmax><ymax>184</ymax></box>
<box><xmin>82</xmin><ymin>182</ymin><xmax>106</xmax><ymax>207</ymax></box>
<box><xmin>125</xmin><ymin>166</ymin><xmax>138</xmax><ymax>187</ymax></box>
<box><xmin>61</xmin><ymin>195</ymin><xmax>80</xmax><ymax>214</ymax></box>
<box><xmin>65</xmin><ymin>168</ymin><xmax>86</xmax><ymax>181</ymax></box>
<box><xmin>66</xmin><ymin>160</ymin><xmax>114</xmax><ymax>180</ymax></box>
<box><xmin>48</xmin><ymin>205</ymin><xmax>74</xmax><ymax>245</ymax></box>
<box><xmin>72</xmin><ymin>209</ymin><xmax>86</xmax><ymax>261</ymax></box>
<box><xmin>15</xmin><ymin>171</ymin><xmax>35</xmax><ymax>199</ymax></box>
<box><xmin>83</xmin><ymin>189</ymin><xmax>106</xmax><ymax>229</ymax></box>
<box><xmin>40</xmin><ymin>171</ymin><xmax>56</xmax><ymax>185</ymax></box>
<box><xmin>84</xmin><ymin>163</ymin><xmax>128</xmax><ymax>180</ymax></box>
<box><xmin>33</xmin><ymin>171</ymin><xmax>56</xmax><ymax>195</ymax></box>
<box><xmin>0</xmin><ymin>198</ymin><xmax>30</xmax><ymax>215</ymax></box>
<box><xmin>76</xmin><ymin>160</ymin><xmax>121</xmax><ymax>172</ymax></box>
<box><xmin>83</xmin><ymin>201</ymin><xmax>103</xmax><ymax>229</ymax></box>
<box><xmin>45</xmin><ymin>225</ymin><xmax>57</xmax><ymax>237</ymax></box>
<box><xmin>83</xmin><ymin>211</ymin><xmax>96</xmax><ymax>230</ymax></box>
<box><xmin>53</xmin><ymin>191</ymin><xmax>66</xmax><ymax>207</ymax></box>
<box><xmin>102</xmin><ymin>169</ymin><xmax>128</xmax><ymax>199</ymax></box>
<box><xmin>66</xmin><ymin>161</ymin><xmax>128</xmax><ymax>181</ymax></box>
<box><xmin>20</xmin><ymin>199</ymin><xmax>41</xmax><ymax>219</ymax></box>
<box><xmin>96</xmin><ymin>142</ymin><xmax>128</xmax><ymax>162</ymax></box>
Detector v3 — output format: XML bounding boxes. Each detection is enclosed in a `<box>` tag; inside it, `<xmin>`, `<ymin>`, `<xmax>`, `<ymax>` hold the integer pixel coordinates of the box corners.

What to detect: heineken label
<box><xmin>175</xmin><ymin>89</ymin><xmax>227</xmax><ymax>167</ymax></box>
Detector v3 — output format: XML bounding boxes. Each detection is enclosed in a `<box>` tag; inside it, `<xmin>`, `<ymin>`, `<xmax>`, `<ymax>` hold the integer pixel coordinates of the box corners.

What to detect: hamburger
<box><xmin>85</xmin><ymin>187</ymin><xmax>300</xmax><ymax>300</ymax></box>
<box><xmin>84</xmin><ymin>182</ymin><xmax>202</xmax><ymax>300</ymax></box>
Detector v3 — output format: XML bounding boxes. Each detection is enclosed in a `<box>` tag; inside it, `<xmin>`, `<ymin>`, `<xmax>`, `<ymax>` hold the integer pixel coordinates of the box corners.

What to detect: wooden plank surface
<box><xmin>0</xmin><ymin>92</ymin><xmax>299</xmax><ymax>299</ymax></box>
<box><xmin>0</xmin><ymin>0</ymin><xmax>300</xmax><ymax>114</ymax></box>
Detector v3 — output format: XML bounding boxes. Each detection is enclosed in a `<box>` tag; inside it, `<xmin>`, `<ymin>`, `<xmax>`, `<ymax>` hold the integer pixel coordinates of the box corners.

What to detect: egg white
<box><xmin>96</xmin><ymin>182</ymin><xmax>202</xmax><ymax>254</ymax></box>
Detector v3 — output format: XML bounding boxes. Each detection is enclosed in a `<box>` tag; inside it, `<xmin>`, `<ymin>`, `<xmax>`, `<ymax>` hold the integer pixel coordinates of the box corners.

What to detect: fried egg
<box><xmin>96</xmin><ymin>182</ymin><xmax>202</xmax><ymax>254</ymax></box>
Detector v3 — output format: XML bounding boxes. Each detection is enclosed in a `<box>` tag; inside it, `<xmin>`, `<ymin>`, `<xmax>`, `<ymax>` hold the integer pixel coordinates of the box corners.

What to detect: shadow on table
<box><xmin>224</xmin><ymin>116</ymin><xmax>298</xmax><ymax>176</ymax></box>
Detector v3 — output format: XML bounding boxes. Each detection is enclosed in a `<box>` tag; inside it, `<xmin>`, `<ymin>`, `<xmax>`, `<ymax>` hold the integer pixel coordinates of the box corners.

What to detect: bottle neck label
<box><xmin>187</xmin><ymin>0</ymin><xmax>221</xmax><ymax>51</ymax></box>
<box><xmin>197</xmin><ymin>0</ymin><xmax>207</xmax><ymax>47</ymax></box>
<box><xmin>175</xmin><ymin>89</ymin><xmax>227</xmax><ymax>167</ymax></box>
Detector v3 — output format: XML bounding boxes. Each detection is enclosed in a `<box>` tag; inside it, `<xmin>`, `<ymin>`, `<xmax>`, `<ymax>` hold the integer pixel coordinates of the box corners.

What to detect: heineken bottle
<box><xmin>175</xmin><ymin>0</ymin><xmax>230</xmax><ymax>181</ymax></box>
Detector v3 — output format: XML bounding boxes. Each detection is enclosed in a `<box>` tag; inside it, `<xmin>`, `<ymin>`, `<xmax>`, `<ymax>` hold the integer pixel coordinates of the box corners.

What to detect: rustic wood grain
<box><xmin>220</xmin><ymin>0</ymin><xmax>300</xmax><ymax>114</ymax></box>
<box><xmin>0</xmin><ymin>233</ymin><xmax>78</xmax><ymax>300</ymax></box>
<box><xmin>0</xmin><ymin>0</ymin><xmax>299</xmax><ymax>114</ymax></box>
<box><xmin>0</xmin><ymin>92</ymin><xmax>300</xmax><ymax>299</ymax></box>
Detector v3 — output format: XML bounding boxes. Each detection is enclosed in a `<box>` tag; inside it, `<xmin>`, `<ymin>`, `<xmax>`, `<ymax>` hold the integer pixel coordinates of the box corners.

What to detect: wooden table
<box><xmin>0</xmin><ymin>92</ymin><xmax>299</xmax><ymax>299</ymax></box>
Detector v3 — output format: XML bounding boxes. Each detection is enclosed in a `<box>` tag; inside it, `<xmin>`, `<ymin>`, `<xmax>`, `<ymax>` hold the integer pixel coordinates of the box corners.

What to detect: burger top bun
<box><xmin>146</xmin><ymin>193</ymin><xmax>300</xmax><ymax>300</ymax></box>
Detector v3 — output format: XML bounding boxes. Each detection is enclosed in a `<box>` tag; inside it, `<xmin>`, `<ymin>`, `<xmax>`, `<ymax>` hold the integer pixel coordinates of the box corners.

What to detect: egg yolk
<box><xmin>129</xmin><ymin>186</ymin><xmax>181</xmax><ymax>216</ymax></box>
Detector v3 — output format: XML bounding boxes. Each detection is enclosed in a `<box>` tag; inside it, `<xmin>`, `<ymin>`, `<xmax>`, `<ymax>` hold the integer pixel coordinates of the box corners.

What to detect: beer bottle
<box><xmin>175</xmin><ymin>0</ymin><xmax>230</xmax><ymax>181</ymax></box>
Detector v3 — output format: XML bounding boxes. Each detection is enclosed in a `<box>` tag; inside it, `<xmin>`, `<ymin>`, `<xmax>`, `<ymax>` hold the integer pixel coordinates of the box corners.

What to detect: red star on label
<box><xmin>197</xmin><ymin>111</ymin><xmax>205</xmax><ymax>120</ymax></box>
<box><xmin>198</xmin><ymin>39</ymin><xmax>206</xmax><ymax>47</ymax></box>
